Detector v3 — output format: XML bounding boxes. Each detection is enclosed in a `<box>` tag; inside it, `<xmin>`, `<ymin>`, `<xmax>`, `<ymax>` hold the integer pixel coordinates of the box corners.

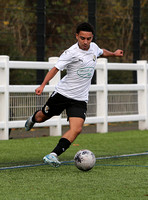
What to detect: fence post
<box><xmin>48</xmin><ymin>57</ymin><xmax>62</xmax><ymax>136</ymax></box>
<box><xmin>0</xmin><ymin>56</ymin><xmax>9</xmax><ymax>140</ymax></box>
<box><xmin>96</xmin><ymin>58</ymin><xmax>108</xmax><ymax>133</ymax></box>
<box><xmin>137</xmin><ymin>60</ymin><xmax>148</xmax><ymax>130</ymax></box>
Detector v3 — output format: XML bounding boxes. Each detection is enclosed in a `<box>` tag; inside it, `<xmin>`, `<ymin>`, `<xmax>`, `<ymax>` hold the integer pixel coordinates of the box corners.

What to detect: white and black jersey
<box><xmin>54</xmin><ymin>42</ymin><xmax>103</xmax><ymax>102</ymax></box>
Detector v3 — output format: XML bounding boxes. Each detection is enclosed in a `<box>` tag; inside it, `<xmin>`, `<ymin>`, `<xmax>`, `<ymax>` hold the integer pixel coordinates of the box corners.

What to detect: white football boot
<box><xmin>43</xmin><ymin>153</ymin><xmax>61</xmax><ymax>167</ymax></box>
<box><xmin>25</xmin><ymin>115</ymin><xmax>35</xmax><ymax>131</ymax></box>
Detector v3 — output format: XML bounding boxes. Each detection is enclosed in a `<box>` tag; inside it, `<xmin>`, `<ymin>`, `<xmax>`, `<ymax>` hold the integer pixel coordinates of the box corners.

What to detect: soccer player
<box><xmin>25</xmin><ymin>22</ymin><xmax>123</xmax><ymax>167</ymax></box>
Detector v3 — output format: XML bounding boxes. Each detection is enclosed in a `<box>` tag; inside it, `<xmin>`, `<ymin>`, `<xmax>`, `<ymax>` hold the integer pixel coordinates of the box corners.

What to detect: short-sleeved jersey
<box><xmin>54</xmin><ymin>42</ymin><xmax>103</xmax><ymax>102</ymax></box>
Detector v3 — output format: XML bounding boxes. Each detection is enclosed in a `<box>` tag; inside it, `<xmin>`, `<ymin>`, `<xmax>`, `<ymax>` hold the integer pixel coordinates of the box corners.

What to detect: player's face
<box><xmin>76</xmin><ymin>31</ymin><xmax>93</xmax><ymax>50</ymax></box>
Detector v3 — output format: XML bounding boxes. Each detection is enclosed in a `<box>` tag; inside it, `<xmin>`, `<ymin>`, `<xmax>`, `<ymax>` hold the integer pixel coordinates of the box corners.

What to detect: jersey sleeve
<box><xmin>97</xmin><ymin>47</ymin><xmax>103</xmax><ymax>57</ymax></box>
<box><xmin>91</xmin><ymin>42</ymin><xmax>103</xmax><ymax>57</ymax></box>
<box><xmin>55</xmin><ymin>50</ymin><xmax>73</xmax><ymax>71</ymax></box>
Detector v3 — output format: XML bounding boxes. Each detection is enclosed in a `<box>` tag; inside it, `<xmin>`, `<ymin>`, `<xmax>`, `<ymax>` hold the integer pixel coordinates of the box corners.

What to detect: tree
<box><xmin>0</xmin><ymin>0</ymin><xmax>148</xmax><ymax>84</ymax></box>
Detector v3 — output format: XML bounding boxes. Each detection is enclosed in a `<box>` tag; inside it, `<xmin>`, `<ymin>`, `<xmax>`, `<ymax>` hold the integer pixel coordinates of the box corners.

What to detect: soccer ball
<box><xmin>74</xmin><ymin>149</ymin><xmax>96</xmax><ymax>171</ymax></box>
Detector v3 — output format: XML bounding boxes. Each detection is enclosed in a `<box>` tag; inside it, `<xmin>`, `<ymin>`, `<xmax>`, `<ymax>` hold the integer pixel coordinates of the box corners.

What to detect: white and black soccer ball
<box><xmin>74</xmin><ymin>149</ymin><xmax>96</xmax><ymax>171</ymax></box>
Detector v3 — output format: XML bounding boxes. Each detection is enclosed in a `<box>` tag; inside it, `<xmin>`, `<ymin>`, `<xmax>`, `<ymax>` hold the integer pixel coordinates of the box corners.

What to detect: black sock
<box><xmin>51</xmin><ymin>138</ymin><xmax>71</xmax><ymax>156</ymax></box>
<box><xmin>32</xmin><ymin>110</ymin><xmax>39</xmax><ymax>122</ymax></box>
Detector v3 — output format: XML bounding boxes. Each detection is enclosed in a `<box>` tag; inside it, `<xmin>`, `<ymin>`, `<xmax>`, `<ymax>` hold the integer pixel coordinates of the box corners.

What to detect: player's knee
<box><xmin>35</xmin><ymin>111</ymin><xmax>48</xmax><ymax>122</ymax></box>
<box><xmin>36</xmin><ymin>116</ymin><xmax>44</xmax><ymax>122</ymax></box>
<box><xmin>74</xmin><ymin>126</ymin><xmax>82</xmax><ymax>134</ymax></box>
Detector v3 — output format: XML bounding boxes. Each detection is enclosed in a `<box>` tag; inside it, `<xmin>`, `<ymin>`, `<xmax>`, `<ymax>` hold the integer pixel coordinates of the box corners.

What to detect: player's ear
<box><xmin>76</xmin><ymin>33</ymin><xmax>79</xmax><ymax>40</ymax></box>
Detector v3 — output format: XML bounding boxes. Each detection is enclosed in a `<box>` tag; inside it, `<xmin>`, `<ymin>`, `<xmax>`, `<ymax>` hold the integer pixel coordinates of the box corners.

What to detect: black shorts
<box><xmin>42</xmin><ymin>92</ymin><xmax>87</xmax><ymax>120</ymax></box>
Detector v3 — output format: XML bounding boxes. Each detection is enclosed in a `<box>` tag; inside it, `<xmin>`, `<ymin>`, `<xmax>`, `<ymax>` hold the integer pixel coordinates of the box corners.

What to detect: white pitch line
<box><xmin>0</xmin><ymin>163</ymin><xmax>45</xmax><ymax>170</ymax></box>
<box><xmin>96</xmin><ymin>152</ymin><xmax>148</xmax><ymax>160</ymax></box>
<box><xmin>0</xmin><ymin>152</ymin><xmax>148</xmax><ymax>170</ymax></box>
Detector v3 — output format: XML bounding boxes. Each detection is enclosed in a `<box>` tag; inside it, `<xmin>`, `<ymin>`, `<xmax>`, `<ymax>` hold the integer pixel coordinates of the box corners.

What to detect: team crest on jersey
<box><xmin>93</xmin><ymin>55</ymin><xmax>96</xmax><ymax>61</ymax></box>
<box><xmin>44</xmin><ymin>105</ymin><xmax>49</xmax><ymax>113</ymax></box>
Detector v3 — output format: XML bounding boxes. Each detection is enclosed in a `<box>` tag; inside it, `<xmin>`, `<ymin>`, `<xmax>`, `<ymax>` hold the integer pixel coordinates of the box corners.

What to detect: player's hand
<box><xmin>114</xmin><ymin>49</ymin><xmax>123</xmax><ymax>57</ymax></box>
<box><xmin>35</xmin><ymin>86</ymin><xmax>44</xmax><ymax>95</ymax></box>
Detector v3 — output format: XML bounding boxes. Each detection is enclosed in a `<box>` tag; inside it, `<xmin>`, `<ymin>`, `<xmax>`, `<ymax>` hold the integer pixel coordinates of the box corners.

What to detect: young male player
<box><xmin>25</xmin><ymin>22</ymin><xmax>123</xmax><ymax>167</ymax></box>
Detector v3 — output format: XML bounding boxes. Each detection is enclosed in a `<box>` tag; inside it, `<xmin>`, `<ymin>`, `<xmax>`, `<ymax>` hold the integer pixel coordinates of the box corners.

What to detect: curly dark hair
<box><xmin>76</xmin><ymin>22</ymin><xmax>94</xmax><ymax>34</ymax></box>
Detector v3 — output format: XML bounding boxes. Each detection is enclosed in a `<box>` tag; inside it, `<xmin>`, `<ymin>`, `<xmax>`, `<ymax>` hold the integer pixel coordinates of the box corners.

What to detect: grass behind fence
<box><xmin>0</xmin><ymin>130</ymin><xmax>148</xmax><ymax>200</ymax></box>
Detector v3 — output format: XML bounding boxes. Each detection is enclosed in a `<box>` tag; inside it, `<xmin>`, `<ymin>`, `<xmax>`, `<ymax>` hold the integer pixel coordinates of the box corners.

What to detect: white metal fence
<box><xmin>9</xmin><ymin>91</ymin><xmax>138</xmax><ymax>119</ymax></box>
<box><xmin>0</xmin><ymin>56</ymin><xmax>148</xmax><ymax>140</ymax></box>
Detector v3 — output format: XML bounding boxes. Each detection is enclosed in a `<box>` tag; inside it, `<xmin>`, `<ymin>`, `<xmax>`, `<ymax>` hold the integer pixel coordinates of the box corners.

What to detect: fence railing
<box><xmin>0</xmin><ymin>55</ymin><xmax>148</xmax><ymax>140</ymax></box>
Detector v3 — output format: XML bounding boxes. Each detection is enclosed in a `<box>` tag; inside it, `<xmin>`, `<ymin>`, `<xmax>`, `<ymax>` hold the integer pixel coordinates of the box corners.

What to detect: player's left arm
<box><xmin>101</xmin><ymin>49</ymin><xmax>123</xmax><ymax>57</ymax></box>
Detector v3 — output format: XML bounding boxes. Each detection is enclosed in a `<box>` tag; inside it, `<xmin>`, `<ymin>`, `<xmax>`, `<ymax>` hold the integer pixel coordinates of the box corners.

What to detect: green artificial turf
<box><xmin>0</xmin><ymin>130</ymin><xmax>148</xmax><ymax>200</ymax></box>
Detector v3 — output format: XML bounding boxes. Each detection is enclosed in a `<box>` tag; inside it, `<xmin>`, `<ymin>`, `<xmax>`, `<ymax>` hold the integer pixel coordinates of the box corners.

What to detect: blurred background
<box><xmin>1</xmin><ymin>0</ymin><xmax>147</xmax><ymax>138</ymax></box>
<box><xmin>0</xmin><ymin>0</ymin><xmax>147</xmax><ymax>85</ymax></box>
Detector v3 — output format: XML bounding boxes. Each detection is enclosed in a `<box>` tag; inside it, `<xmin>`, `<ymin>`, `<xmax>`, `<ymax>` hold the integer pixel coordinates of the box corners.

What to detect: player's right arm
<box><xmin>35</xmin><ymin>67</ymin><xmax>59</xmax><ymax>95</ymax></box>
